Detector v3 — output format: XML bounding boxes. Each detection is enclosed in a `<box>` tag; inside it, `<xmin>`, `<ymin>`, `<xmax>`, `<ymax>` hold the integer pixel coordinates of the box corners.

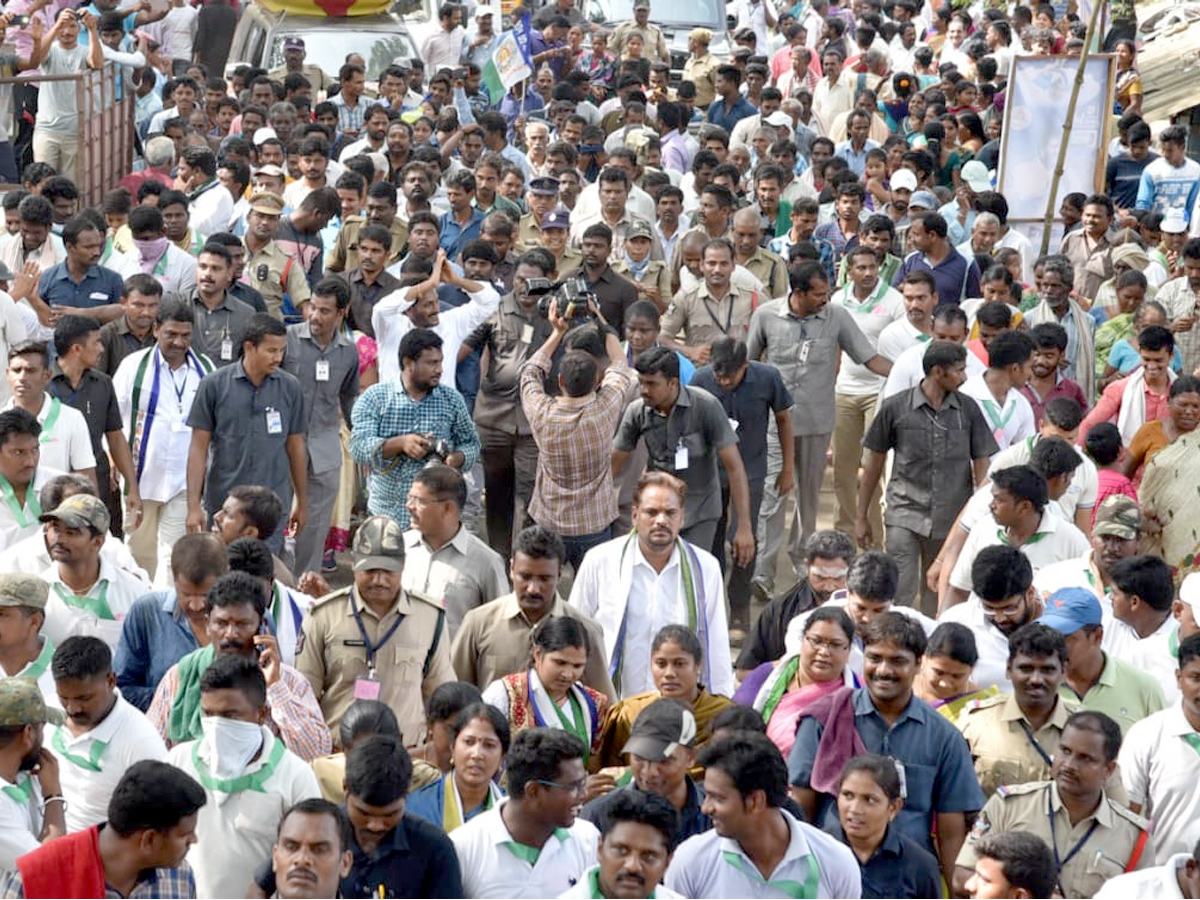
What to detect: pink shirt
<box><xmin>1079</xmin><ymin>374</ymin><xmax>1171</xmax><ymax>443</ymax></box>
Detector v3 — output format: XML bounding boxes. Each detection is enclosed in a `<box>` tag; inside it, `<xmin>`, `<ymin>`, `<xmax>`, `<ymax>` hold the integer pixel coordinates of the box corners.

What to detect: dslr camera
<box><xmin>526</xmin><ymin>275</ymin><xmax>598</xmax><ymax>326</ymax></box>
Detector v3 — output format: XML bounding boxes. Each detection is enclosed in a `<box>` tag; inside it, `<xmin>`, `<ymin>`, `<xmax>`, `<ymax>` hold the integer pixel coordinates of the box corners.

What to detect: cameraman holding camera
<box><xmin>519</xmin><ymin>293</ymin><xmax>634</xmax><ymax>572</ymax></box>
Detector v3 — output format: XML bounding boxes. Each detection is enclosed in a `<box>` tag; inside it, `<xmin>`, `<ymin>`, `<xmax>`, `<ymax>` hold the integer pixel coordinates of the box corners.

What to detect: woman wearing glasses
<box><xmin>733</xmin><ymin>606</ymin><xmax>860</xmax><ymax>757</ymax></box>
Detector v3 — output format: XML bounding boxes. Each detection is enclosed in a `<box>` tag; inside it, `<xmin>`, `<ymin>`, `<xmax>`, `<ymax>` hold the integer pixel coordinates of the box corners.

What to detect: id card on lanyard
<box><xmin>350</xmin><ymin>598</ymin><xmax>405</xmax><ymax>700</ymax></box>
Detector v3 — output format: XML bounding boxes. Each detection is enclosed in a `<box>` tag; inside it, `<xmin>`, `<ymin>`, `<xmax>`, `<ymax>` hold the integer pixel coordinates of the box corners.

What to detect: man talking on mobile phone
<box><xmin>145</xmin><ymin>570</ymin><xmax>332</xmax><ymax>761</ymax></box>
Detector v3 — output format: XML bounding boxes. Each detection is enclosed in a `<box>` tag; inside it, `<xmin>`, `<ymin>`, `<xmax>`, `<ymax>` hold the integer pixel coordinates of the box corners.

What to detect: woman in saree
<box><xmin>482</xmin><ymin>617</ymin><xmax>609</xmax><ymax>765</ymax></box>
<box><xmin>406</xmin><ymin>702</ymin><xmax>509</xmax><ymax>832</ymax></box>
<box><xmin>1125</xmin><ymin>376</ymin><xmax>1200</xmax><ymax>485</ymax></box>
<box><xmin>913</xmin><ymin>622</ymin><xmax>998</xmax><ymax>724</ymax></box>
<box><xmin>592</xmin><ymin>624</ymin><xmax>733</xmax><ymax>773</ymax></box>
<box><xmin>732</xmin><ymin>607</ymin><xmax>859</xmax><ymax>758</ymax></box>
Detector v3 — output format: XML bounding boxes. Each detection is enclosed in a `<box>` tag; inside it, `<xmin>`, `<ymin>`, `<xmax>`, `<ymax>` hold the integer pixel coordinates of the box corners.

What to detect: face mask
<box><xmin>134</xmin><ymin>236</ymin><xmax>169</xmax><ymax>271</ymax></box>
<box><xmin>200</xmin><ymin>716</ymin><xmax>263</xmax><ymax>780</ymax></box>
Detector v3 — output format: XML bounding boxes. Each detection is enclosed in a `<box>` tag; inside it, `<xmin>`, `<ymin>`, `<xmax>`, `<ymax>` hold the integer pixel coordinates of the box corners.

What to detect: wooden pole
<box><xmin>1039</xmin><ymin>0</ymin><xmax>1107</xmax><ymax>256</ymax></box>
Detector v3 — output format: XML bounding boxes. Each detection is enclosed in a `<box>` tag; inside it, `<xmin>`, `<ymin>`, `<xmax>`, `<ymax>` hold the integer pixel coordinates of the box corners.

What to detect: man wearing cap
<box><xmin>466</xmin><ymin>7</ymin><xmax>502</xmax><ymax>70</ymax></box>
<box><xmin>538</xmin><ymin>208</ymin><xmax>583</xmax><ymax>273</ymax></box>
<box><xmin>0</xmin><ymin>574</ymin><xmax>58</xmax><ymax>707</ymax></box>
<box><xmin>269</xmin><ymin>37</ymin><xmax>329</xmax><ymax>96</ymax></box>
<box><xmin>611</xmin><ymin>0</ymin><xmax>668</xmax><ymax>64</ymax></box>
<box><xmin>242</xmin><ymin>191</ymin><xmax>312</xmax><ymax>321</ymax></box>
<box><xmin>580</xmin><ymin>698</ymin><xmax>711</xmax><ymax>843</ymax></box>
<box><xmin>0</xmin><ymin>678</ymin><xmax>66</xmax><ymax>871</ymax></box>
<box><xmin>39</xmin><ymin>494</ymin><xmax>149</xmax><ymax>652</ymax></box>
<box><xmin>683</xmin><ymin>30</ymin><xmax>719</xmax><ymax>109</ymax></box>
<box><xmin>956</xmin><ymin>710</ymin><xmax>1153</xmax><ymax>898</ymax></box>
<box><xmin>937</xmin><ymin>160</ymin><xmax>991</xmax><ymax>246</ymax></box>
<box><xmin>1043</xmin><ymin>587</ymin><xmax>1166</xmax><ymax>735</ymax></box>
<box><xmin>297</xmin><ymin>514</ymin><xmax>454</xmax><ymax>744</ymax></box>
<box><xmin>1037</xmin><ymin>492</ymin><xmax>1141</xmax><ymax>602</ymax></box>
<box><xmin>46</xmin><ymin>636</ymin><xmax>167</xmax><ymax>832</ymax></box>
<box><xmin>518</xmin><ymin>176</ymin><xmax>560</xmax><ymax>252</ymax></box>
<box><xmin>958</xmin><ymin>621</ymin><xmax>1122</xmax><ymax>799</ymax></box>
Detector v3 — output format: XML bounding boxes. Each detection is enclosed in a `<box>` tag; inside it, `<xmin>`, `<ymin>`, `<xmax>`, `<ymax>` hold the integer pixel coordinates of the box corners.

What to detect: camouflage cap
<box><xmin>352</xmin><ymin>515</ymin><xmax>406</xmax><ymax>573</ymax></box>
<box><xmin>0</xmin><ymin>574</ymin><xmax>48</xmax><ymax>610</ymax></box>
<box><xmin>0</xmin><ymin>679</ymin><xmax>63</xmax><ymax>727</ymax></box>
<box><xmin>1092</xmin><ymin>495</ymin><xmax>1141</xmax><ymax>541</ymax></box>
<box><xmin>626</xmin><ymin>219</ymin><xmax>653</xmax><ymax>241</ymax></box>
<box><xmin>39</xmin><ymin>494</ymin><xmax>109</xmax><ymax>535</ymax></box>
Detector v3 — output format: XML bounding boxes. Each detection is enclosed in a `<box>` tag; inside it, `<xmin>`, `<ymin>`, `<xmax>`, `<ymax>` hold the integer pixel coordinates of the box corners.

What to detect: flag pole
<box><xmin>1039</xmin><ymin>0</ymin><xmax>1107</xmax><ymax>256</ymax></box>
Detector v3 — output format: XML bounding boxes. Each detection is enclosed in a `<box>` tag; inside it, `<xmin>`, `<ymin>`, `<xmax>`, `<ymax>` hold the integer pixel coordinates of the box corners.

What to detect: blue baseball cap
<box><xmin>1038</xmin><ymin>587</ymin><xmax>1103</xmax><ymax>636</ymax></box>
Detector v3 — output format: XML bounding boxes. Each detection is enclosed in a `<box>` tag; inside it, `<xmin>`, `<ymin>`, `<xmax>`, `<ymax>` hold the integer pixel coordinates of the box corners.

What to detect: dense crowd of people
<box><xmin>0</xmin><ymin>0</ymin><xmax>1193</xmax><ymax>895</ymax></box>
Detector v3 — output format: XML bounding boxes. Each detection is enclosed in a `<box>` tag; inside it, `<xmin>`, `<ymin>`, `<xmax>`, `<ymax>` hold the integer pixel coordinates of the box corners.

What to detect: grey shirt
<box><xmin>863</xmin><ymin>385</ymin><xmax>998</xmax><ymax>538</ymax></box>
<box><xmin>747</xmin><ymin>299</ymin><xmax>876</xmax><ymax>436</ymax></box>
<box><xmin>283</xmin><ymin>322</ymin><xmax>359</xmax><ymax>474</ymax></box>
<box><xmin>184</xmin><ymin>290</ymin><xmax>257</xmax><ymax>368</ymax></box>
<box><xmin>614</xmin><ymin>384</ymin><xmax>737</xmax><ymax>527</ymax></box>
<box><xmin>187</xmin><ymin>362</ymin><xmax>306</xmax><ymax>517</ymax></box>
<box><xmin>690</xmin><ymin>361</ymin><xmax>793</xmax><ymax>485</ymax></box>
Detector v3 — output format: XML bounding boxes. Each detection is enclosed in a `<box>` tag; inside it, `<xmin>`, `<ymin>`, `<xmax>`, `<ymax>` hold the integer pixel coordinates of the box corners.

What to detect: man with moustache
<box><xmin>451</xmin><ymin>525</ymin><xmax>614</xmax><ymax>698</ymax></box>
<box><xmin>270</xmin><ymin>800</ymin><xmax>353</xmax><ymax>900</ymax></box>
<box><xmin>0</xmin><ymin>679</ymin><xmax>67</xmax><ymax>871</ymax></box>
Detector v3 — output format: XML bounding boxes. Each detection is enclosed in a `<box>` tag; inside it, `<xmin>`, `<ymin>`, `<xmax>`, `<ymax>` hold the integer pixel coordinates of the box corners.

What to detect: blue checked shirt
<box><xmin>349</xmin><ymin>380</ymin><xmax>480</xmax><ymax>528</ymax></box>
<box><xmin>330</xmin><ymin>91</ymin><xmax>366</xmax><ymax>137</ymax></box>
<box><xmin>0</xmin><ymin>860</ymin><xmax>197</xmax><ymax>898</ymax></box>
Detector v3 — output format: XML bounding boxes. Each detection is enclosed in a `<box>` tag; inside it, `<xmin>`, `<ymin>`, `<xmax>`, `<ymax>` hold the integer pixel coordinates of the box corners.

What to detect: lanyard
<box><xmin>702</xmin><ymin>292</ymin><xmax>735</xmax><ymax>336</ymax></box>
<box><xmin>0</xmin><ymin>473</ymin><xmax>40</xmax><ymax>528</ymax></box>
<box><xmin>51</xmin><ymin>727</ymin><xmax>108</xmax><ymax>773</ymax></box>
<box><xmin>1018</xmin><ymin>719</ymin><xmax>1054</xmax><ymax>769</ymax></box>
<box><xmin>128</xmin><ymin>348</ymin><xmax>207</xmax><ymax>481</ymax></box>
<box><xmin>1047</xmin><ymin>795</ymin><xmax>1100</xmax><ymax>876</ymax></box>
<box><xmin>38</xmin><ymin>397</ymin><xmax>61</xmax><ymax>444</ymax></box>
<box><xmin>53</xmin><ymin>582</ymin><xmax>114</xmax><ymax>621</ymax></box>
<box><xmin>351</xmin><ymin>594</ymin><xmax>405</xmax><ymax>678</ymax></box>
<box><xmin>190</xmin><ymin>735</ymin><xmax>285</xmax><ymax>794</ymax></box>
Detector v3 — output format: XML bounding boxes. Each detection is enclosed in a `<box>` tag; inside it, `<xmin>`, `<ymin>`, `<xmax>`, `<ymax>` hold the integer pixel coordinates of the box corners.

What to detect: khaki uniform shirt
<box><xmin>243</xmin><ymin>239</ymin><xmax>312</xmax><ymax>320</ymax></box>
<box><xmin>611</xmin><ymin>21</ymin><xmax>668</xmax><ymax>63</ymax></box>
<box><xmin>682</xmin><ymin>52</ymin><xmax>719</xmax><ymax>108</ymax></box>
<box><xmin>269</xmin><ymin>63</ymin><xmax>330</xmax><ymax>94</ymax></box>
<box><xmin>741</xmin><ymin>247</ymin><xmax>790</xmax><ymax>299</ymax></box>
<box><xmin>662</xmin><ymin>280</ymin><xmax>760</xmax><ymax>348</ymax></box>
<box><xmin>611</xmin><ymin>258</ymin><xmax>672</xmax><ymax>311</ymax></box>
<box><xmin>551</xmin><ymin>246</ymin><xmax>584</xmax><ymax>274</ymax></box>
<box><xmin>959</xmin><ymin>693</ymin><xmax>1128</xmax><ymax>803</ymax></box>
<box><xmin>449</xmin><ymin>593</ymin><xmax>616</xmax><ymax>700</ymax></box>
<box><xmin>295</xmin><ymin>586</ymin><xmax>454</xmax><ymax>747</ymax></box>
<box><xmin>326</xmin><ymin>215</ymin><xmax>408</xmax><ymax>273</ymax></box>
<box><xmin>518</xmin><ymin>213</ymin><xmax>544</xmax><ymax>252</ymax></box>
<box><xmin>957</xmin><ymin>781</ymin><xmax>1153</xmax><ymax>899</ymax></box>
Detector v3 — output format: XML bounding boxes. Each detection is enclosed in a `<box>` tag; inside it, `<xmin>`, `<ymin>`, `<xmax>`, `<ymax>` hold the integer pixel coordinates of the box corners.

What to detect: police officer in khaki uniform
<box><xmin>611</xmin><ymin>219</ymin><xmax>672</xmax><ymax>312</ymax></box>
<box><xmin>682</xmin><ymin>28</ymin><xmax>720</xmax><ymax>109</ymax></box>
<box><xmin>954</xmin><ymin>711</ymin><xmax>1154</xmax><ymax>899</ymax></box>
<box><xmin>241</xmin><ymin>192</ymin><xmax>312</xmax><ymax>321</ymax></box>
<box><xmin>538</xmin><ymin>207</ymin><xmax>583</xmax><ymax>274</ymax></box>
<box><xmin>610</xmin><ymin>0</ymin><xmax>669</xmax><ymax>64</ymax></box>
<box><xmin>959</xmin><ymin>622</ymin><xmax>1128</xmax><ymax>802</ymax></box>
<box><xmin>661</xmin><ymin>237</ymin><xmax>760</xmax><ymax>366</ymax></box>
<box><xmin>517</xmin><ymin>176</ymin><xmax>561</xmax><ymax>252</ymax></box>
<box><xmin>295</xmin><ymin>515</ymin><xmax>455</xmax><ymax>747</ymax></box>
<box><xmin>325</xmin><ymin>212</ymin><xmax>408</xmax><ymax>273</ymax></box>
<box><xmin>731</xmin><ymin>208</ymin><xmax>790</xmax><ymax>299</ymax></box>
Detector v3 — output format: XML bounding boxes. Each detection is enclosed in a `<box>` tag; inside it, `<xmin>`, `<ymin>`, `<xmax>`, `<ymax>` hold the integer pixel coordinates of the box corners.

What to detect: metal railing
<box><xmin>0</xmin><ymin>63</ymin><xmax>136</xmax><ymax>208</ymax></box>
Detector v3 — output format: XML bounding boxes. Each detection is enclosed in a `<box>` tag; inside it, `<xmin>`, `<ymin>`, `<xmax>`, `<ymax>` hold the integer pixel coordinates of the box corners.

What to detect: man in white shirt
<box><xmin>877</xmin><ymin>269</ymin><xmax>937</xmax><ymax>361</ymax></box>
<box><xmin>114</xmin><ymin>299</ymin><xmax>212</xmax><ymax>583</ymax></box>
<box><xmin>4</xmin><ymin>342</ymin><xmax>95</xmax><ymax>481</ymax></box>
<box><xmin>46</xmin><ymin>635</ymin><xmax>166</xmax><ymax>832</ymax></box>
<box><xmin>373</xmin><ymin>248</ymin><xmax>500</xmax><ymax>385</ymax></box>
<box><xmin>402</xmin><ymin>465</ymin><xmax>507</xmax><ymax>637</ymax></box>
<box><xmin>945</xmin><ymin>466</ymin><xmax>1089</xmax><ymax>609</ymax></box>
<box><xmin>831</xmin><ymin>245</ymin><xmax>904</xmax><ymax>539</ymax></box>
<box><xmin>110</xmin><ymin>206</ymin><xmax>197</xmax><ymax>296</ymax></box>
<box><xmin>178</xmin><ymin>146</ymin><xmax>233</xmax><ymax>242</ymax></box>
<box><xmin>959</xmin><ymin>330</ymin><xmax>1037</xmax><ymax>453</ymax></box>
<box><xmin>167</xmin><ymin>655</ymin><xmax>320</xmax><ymax>898</ymax></box>
<box><xmin>0</xmin><ymin>409</ymin><xmax>67</xmax><ymax>553</ymax></box>
<box><xmin>881</xmin><ymin>304</ymin><xmax>985</xmax><ymax>398</ymax></box>
<box><xmin>569</xmin><ymin>472</ymin><xmax>733</xmax><ymax>698</ymax></box>
<box><xmin>421</xmin><ymin>2</ymin><xmax>467</xmax><ymax>72</ymax></box>
<box><xmin>0</xmin><ymin>574</ymin><xmax>59</xmax><ymax>706</ymax></box>
<box><xmin>39</xmin><ymin>494</ymin><xmax>150</xmax><ymax>651</ymax></box>
<box><xmin>666</xmin><ymin>731</ymin><xmax>861</xmax><ymax>898</ymax></box>
<box><xmin>1105</xmin><ymin>555</ymin><xmax>1178</xmax><ymax>691</ymax></box>
<box><xmin>0</xmin><ymin>678</ymin><xmax>65</xmax><ymax>872</ymax></box>
<box><xmin>1095</xmin><ymin>842</ymin><xmax>1200</xmax><ymax>898</ymax></box>
<box><xmin>452</xmin><ymin>729</ymin><xmax>599</xmax><ymax>899</ymax></box>
<box><xmin>1121</xmin><ymin>631</ymin><xmax>1200</xmax><ymax>864</ymax></box>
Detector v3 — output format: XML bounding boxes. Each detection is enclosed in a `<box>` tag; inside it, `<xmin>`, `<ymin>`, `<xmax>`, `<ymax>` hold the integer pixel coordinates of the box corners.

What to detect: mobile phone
<box><xmin>8</xmin><ymin>14</ymin><xmax>31</xmax><ymax>26</ymax></box>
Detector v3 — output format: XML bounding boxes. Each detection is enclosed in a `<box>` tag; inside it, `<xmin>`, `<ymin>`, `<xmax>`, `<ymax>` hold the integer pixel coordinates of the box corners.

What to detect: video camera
<box><xmin>526</xmin><ymin>275</ymin><xmax>598</xmax><ymax>325</ymax></box>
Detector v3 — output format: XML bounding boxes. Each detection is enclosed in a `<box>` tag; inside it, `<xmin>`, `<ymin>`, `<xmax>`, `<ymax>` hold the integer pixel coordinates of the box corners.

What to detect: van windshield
<box><xmin>583</xmin><ymin>0</ymin><xmax>722</xmax><ymax>27</ymax></box>
<box><xmin>268</xmin><ymin>28</ymin><xmax>418</xmax><ymax>81</ymax></box>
